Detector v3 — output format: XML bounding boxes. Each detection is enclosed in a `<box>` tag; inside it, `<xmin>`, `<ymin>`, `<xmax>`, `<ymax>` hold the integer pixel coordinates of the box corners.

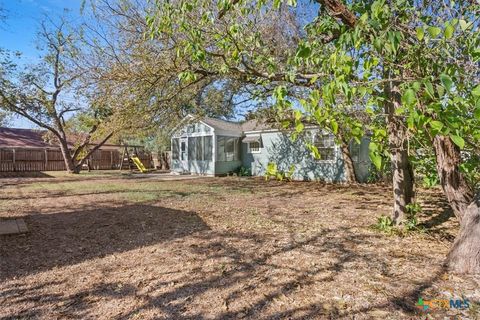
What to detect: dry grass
<box><xmin>0</xmin><ymin>173</ymin><xmax>479</xmax><ymax>319</ymax></box>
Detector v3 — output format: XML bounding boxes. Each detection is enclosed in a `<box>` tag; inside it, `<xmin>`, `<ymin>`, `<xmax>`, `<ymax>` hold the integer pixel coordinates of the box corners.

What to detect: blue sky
<box><xmin>1</xmin><ymin>0</ymin><xmax>83</xmax><ymax>128</ymax></box>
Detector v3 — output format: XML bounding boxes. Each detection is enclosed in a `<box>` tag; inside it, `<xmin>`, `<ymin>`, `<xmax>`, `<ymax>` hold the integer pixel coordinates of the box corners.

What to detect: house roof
<box><xmin>0</xmin><ymin>127</ymin><xmax>53</xmax><ymax>148</ymax></box>
<box><xmin>241</xmin><ymin>119</ymin><xmax>275</xmax><ymax>132</ymax></box>
<box><xmin>202</xmin><ymin>117</ymin><xmax>243</xmax><ymax>132</ymax></box>
<box><xmin>176</xmin><ymin>114</ymin><xmax>321</xmax><ymax>136</ymax></box>
<box><xmin>200</xmin><ymin>117</ymin><xmax>275</xmax><ymax>133</ymax></box>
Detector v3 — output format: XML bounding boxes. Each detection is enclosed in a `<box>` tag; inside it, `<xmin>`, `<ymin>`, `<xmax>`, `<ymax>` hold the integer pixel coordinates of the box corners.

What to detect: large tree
<box><xmin>147</xmin><ymin>0</ymin><xmax>480</xmax><ymax>273</ymax></box>
<box><xmin>0</xmin><ymin>19</ymin><xmax>115</xmax><ymax>173</ymax></box>
<box><xmin>78</xmin><ymin>0</ymin><xmax>258</xmax><ymax>136</ymax></box>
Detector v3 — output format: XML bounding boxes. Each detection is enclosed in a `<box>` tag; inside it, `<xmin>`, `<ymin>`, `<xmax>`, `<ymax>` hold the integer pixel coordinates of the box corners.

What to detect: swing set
<box><xmin>119</xmin><ymin>145</ymin><xmax>150</xmax><ymax>173</ymax></box>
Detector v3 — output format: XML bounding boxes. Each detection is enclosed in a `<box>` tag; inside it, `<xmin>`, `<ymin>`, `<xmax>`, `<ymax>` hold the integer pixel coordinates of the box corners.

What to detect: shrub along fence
<box><xmin>0</xmin><ymin>147</ymin><xmax>153</xmax><ymax>172</ymax></box>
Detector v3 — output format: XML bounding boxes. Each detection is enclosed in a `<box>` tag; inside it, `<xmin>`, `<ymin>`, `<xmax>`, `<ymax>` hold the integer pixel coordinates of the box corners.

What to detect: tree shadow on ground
<box><xmin>0</xmin><ymin>216</ymin><xmax>454</xmax><ymax>319</ymax></box>
<box><xmin>206</xmin><ymin>177</ymin><xmax>391</xmax><ymax>199</ymax></box>
<box><xmin>0</xmin><ymin>204</ymin><xmax>209</xmax><ymax>281</ymax></box>
<box><xmin>0</xmin><ymin>172</ymin><xmax>55</xmax><ymax>179</ymax></box>
<box><xmin>0</xmin><ymin>189</ymin><xmax>223</xmax><ymax>201</ymax></box>
<box><xmin>80</xmin><ymin>227</ymin><xmax>417</xmax><ymax>319</ymax></box>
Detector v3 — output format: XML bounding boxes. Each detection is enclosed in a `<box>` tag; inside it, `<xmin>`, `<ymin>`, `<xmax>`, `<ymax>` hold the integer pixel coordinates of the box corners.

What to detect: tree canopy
<box><xmin>145</xmin><ymin>0</ymin><xmax>480</xmax><ymax>273</ymax></box>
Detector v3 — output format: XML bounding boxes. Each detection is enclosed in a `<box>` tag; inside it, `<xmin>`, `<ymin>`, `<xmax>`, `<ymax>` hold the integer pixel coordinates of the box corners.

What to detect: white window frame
<box><xmin>312</xmin><ymin>132</ymin><xmax>336</xmax><ymax>163</ymax></box>
<box><xmin>248</xmin><ymin>141</ymin><xmax>261</xmax><ymax>153</ymax></box>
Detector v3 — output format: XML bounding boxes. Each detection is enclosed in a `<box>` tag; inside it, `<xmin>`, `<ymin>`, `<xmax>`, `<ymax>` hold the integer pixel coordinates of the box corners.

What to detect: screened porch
<box><xmin>171</xmin><ymin>120</ymin><xmax>241</xmax><ymax>175</ymax></box>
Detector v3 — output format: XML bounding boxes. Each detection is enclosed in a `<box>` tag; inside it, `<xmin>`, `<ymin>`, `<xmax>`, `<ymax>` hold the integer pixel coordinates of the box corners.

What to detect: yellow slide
<box><xmin>131</xmin><ymin>156</ymin><xmax>148</xmax><ymax>173</ymax></box>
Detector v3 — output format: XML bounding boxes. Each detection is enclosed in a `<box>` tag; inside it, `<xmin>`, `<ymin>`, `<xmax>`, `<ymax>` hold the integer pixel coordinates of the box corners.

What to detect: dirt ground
<box><xmin>0</xmin><ymin>172</ymin><xmax>479</xmax><ymax>319</ymax></box>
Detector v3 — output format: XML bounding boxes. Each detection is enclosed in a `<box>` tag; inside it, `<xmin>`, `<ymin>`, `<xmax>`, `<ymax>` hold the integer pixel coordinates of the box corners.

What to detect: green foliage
<box><xmin>235</xmin><ymin>166</ymin><xmax>252</xmax><ymax>177</ymax></box>
<box><xmin>374</xmin><ymin>203</ymin><xmax>422</xmax><ymax>235</ymax></box>
<box><xmin>404</xmin><ymin>203</ymin><xmax>422</xmax><ymax>232</ymax></box>
<box><xmin>460</xmin><ymin>157</ymin><xmax>480</xmax><ymax>190</ymax></box>
<box><xmin>265</xmin><ymin>162</ymin><xmax>295</xmax><ymax>181</ymax></box>
<box><xmin>422</xmin><ymin>174</ymin><xmax>439</xmax><ymax>188</ymax></box>
<box><xmin>373</xmin><ymin>215</ymin><xmax>394</xmax><ymax>234</ymax></box>
<box><xmin>411</xmin><ymin>153</ymin><xmax>439</xmax><ymax>188</ymax></box>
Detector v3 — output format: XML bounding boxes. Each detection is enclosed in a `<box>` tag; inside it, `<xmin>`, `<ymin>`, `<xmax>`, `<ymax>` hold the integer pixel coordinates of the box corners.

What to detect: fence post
<box><xmin>12</xmin><ymin>148</ymin><xmax>16</xmax><ymax>172</ymax></box>
<box><xmin>45</xmin><ymin>149</ymin><xmax>48</xmax><ymax>171</ymax></box>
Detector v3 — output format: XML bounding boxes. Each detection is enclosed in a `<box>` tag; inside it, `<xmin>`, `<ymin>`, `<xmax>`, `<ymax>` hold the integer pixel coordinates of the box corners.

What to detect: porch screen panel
<box><xmin>172</xmin><ymin>139</ymin><xmax>179</xmax><ymax>160</ymax></box>
<box><xmin>188</xmin><ymin>137</ymin><xmax>196</xmax><ymax>160</ymax></box>
<box><xmin>217</xmin><ymin>137</ymin><xmax>225</xmax><ymax>161</ymax></box>
<box><xmin>195</xmin><ymin>137</ymin><xmax>203</xmax><ymax>160</ymax></box>
<box><xmin>204</xmin><ymin>136</ymin><xmax>212</xmax><ymax>161</ymax></box>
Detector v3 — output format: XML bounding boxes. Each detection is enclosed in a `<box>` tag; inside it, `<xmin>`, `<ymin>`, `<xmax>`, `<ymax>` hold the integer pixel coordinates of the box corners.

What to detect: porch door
<box><xmin>180</xmin><ymin>138</ymin><xmax>189</xmax><ymax>172</ymax></box>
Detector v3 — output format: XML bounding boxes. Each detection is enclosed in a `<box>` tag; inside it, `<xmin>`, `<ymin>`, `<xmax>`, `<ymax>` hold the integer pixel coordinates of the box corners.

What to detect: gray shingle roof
<box><xmin>201</xmin><ymin>117</ymin><xmax>243</xmax><ymax>132</ymax></box>
<box><xmin>240</xmin><ymin>119</ymin><xmax>274</xmax><ymax>132</ymax></box>
<box><xmin>201</xmin><ymin>117</ymin><xmax>275</xmax><ymax>133</ymax></box>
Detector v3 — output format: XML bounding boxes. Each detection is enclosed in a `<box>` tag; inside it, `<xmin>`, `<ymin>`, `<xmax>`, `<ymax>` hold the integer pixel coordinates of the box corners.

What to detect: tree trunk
<box><xmin>447</xmin><ymin>193</ymin><xmax>480</xmax><ymax>274</ymax></box>
<box><xmin>384</xmin><ymin>80</ymin><xmax>415</xmax><ymax>225</ymax></box>
<box><xmin>58</xmin><ymin>140</ymin><xmax>80</xmax><ymax>174</ymax></box>
<box><xmin>432</xmin><ymin>135</ymin><xmax>474</xmax><ymax>221</ymax></box>
<box><xmin>341</xmin><ymin>143</ymin><xmax>358</xmax><ymax>183</ymax></box>
<box><xmin>431</xmin><ymin>135</ymin><xmax>478</xmax><ymax>274</ymax></box>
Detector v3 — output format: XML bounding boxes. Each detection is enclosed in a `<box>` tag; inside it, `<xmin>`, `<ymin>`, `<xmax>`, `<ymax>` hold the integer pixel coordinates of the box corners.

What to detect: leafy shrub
<box><xmin>265</xmin><ymin>163</ymin><xmax>295</xmax><ymax>181</ymax></box>
<box><xmin>374</xmin><ymin>203</ymin><xmax>423</xmax><ymax>235</ymax></box>
<box><xmin>374</xmin><ymin>215</ymin><xmax>394</xmax><ymax>234</ymax></box>
<box><xmin>235</xmin><ymin>166</ymin><xmax>252</xmax><ymax>177</ymax></box>
<box><xmin>422</xmin><ymin>174</ymin><xmax>439</xmax><ymax>188</ymax></box>
<box><xmin>405</xmin><ymin>202</ymin><xmax>422</xmax><ymax>231</ymax></box>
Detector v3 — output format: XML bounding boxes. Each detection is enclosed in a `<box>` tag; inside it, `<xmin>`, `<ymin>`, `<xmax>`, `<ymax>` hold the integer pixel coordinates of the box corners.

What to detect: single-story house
<box><xmin>171</xmin><ymin>115</ymin><xmax>371</xmax><ymax>182</ymax></box>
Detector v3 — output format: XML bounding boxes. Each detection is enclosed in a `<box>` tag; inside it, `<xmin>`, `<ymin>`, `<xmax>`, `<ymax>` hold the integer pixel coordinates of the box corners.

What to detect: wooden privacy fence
<box><xmin>0</xmin><ymin>148</ymin><xmax>153</xmax><ymax>172</ymax></box>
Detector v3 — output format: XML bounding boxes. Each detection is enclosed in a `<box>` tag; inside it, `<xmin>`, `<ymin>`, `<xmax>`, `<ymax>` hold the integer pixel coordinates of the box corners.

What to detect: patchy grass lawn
<box><xmin>0</xmin><ymin>173</ymin><xmax>479</xmax><ymax>319</ymax></box>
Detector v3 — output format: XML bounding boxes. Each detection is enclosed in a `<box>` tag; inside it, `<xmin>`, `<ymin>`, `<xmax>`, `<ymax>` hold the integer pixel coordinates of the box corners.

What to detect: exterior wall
<box><xmin>242</xmin><ymin>130</ymin><xmax>346</xmax><ymax>182</ymax></box>
<box><xmin>171</xmin><ymin>159</ymin><xmax>215</xmax><ymax>175</ymax></box>
<box><xmin>241</xmin><ymin>130</ymin><xmax>371</xmax><ymax>182</ymax></box>
<box><xmin>215</xmin><ymin>160</ymin><xmax>242</xmax><ymax>175</ymax></box>
<box><xmin>189</xmin><ymin>160</ymin><xmax>215</xmax><ymax>175</ymax></box>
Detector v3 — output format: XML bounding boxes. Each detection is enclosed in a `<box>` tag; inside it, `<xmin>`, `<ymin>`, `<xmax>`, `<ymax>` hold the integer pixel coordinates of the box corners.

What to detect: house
<box><xmin>170</xmin><ymin>115</ymin><xmax>371</xmax><ymax>182</ymax></box>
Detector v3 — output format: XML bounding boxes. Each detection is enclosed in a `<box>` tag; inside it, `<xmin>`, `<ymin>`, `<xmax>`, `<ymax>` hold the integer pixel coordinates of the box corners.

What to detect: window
<box><xmin>225</xmin><ymin>137</ymin><xmax>235</xmax><ymax>161</ymax></box>
<box><xmin>249</xmin><ymin>141</ymin><xmax>261</xmax><ymax>153</ymax></box>
<box><xmin>313</xmin><ymin>133</ymin><xmax>336</xmax><ymax>161</ymax></box>
<box><xmin>217</xmin><ymin>136</ymin><xmax>239</xmax><ymax>161</ymax></box>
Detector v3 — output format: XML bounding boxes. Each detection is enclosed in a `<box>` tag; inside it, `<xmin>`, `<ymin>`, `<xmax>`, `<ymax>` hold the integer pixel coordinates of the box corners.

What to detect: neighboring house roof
<box><xmin>0</xmin><ymin>127</ymin><xmax>52</xmax><ymax>148</ymax></box>
<box><xmin>0</xmin><ymin>127</ymin><xmax>122</xmax><ymax>149</ymax></box>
